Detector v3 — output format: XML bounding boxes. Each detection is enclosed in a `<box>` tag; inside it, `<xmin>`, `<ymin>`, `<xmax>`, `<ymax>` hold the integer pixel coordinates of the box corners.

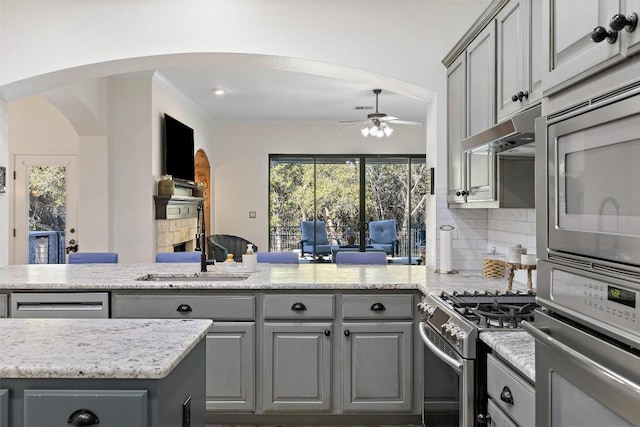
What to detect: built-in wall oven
<box><xmin>531</xmin><ymin>80</ymin><xmax>640</xmax><ymax>426</ymax></box>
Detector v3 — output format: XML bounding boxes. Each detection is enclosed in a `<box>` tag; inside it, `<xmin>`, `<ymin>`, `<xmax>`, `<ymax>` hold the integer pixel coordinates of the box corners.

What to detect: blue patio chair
<box><xmin>155</xmin><ymin>251</ymin><xmax>201</xmax><ymax>263</ymax></box>
<box><xmin>257</xmin><ymin>252</ymin><xmax>299</xmax><ymax>264</ymax></box>
<box><xmin>68</xmin><ymin>252</ymin><xmax>118</xmax><ymax>264</ymax></box>
<box><xmin>335</xmin><ymin>251</ymin><xmax>387</xmax><ymax>265</ymax></box>
<box><xmin>299</xmin><ymin>221</ymin><xmax>337</xmax><ymax>259</ymax></box>
<box><xmin>368</xmin><ymin>219</ymin><xmax>399</xmax><ymax>256</ymax></box>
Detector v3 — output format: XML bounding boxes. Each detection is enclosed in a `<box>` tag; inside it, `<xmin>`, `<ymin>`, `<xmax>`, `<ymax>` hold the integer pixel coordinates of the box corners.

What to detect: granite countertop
<box><xmin>0</xmin><ymin>263</ymin><xmax>532</xmax><ymax>294</ymax></box>
<box><xmin>480</xmin><ymin>331</ymin><xmax>535</xmax><ymax>383</ymax></box>
<box><xmin>0</xmin><ymin>318</ymin><xmax>212</xmax><ymax>379</ymax></box>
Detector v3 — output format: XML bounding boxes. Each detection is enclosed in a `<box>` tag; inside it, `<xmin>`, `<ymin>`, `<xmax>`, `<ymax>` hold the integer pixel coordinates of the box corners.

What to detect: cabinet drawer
<box><xmin>342</xmin><ymin>294</ymin><xmax>414</xmax><ymax>319</ymax></box>
<box><xmin>487</xmin><ymin>398</ymin><xmax>517</xmax><ymax>427</ymax></box>
<box><xmin>0</xmin><ymin>389</ymin><xmax>7</xmax><ymax>427</ymax></box>
<box><xmin>10</xmin><ymin>292</ymin><xmax>109</xmax><ymax>318</ymax></box>
<box><xmin>486</xmin><ymin>354</ymin><xmax>535</xmax><ymax>427</ymax></box>
<box><xmin>113</xmin><ymin>294</ymin><xmax>255</xmax><ymax>320</ymax></box>
<box><xmin>24</xmin><ymin>389</ymin><xmax>147</xmax><ymax>427</ymax></box>
<box><xmin>263</xmin><ymin>294</ymin><xmax>334</xmax><ymax>319</ymax></box>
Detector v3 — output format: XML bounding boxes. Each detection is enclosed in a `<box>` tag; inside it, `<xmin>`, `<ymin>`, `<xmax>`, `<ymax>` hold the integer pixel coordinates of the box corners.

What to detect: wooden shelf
<box><xmin>153</xmin><ymin>195</ymin><xmax>203</xmax><ymax>220</ymax></box>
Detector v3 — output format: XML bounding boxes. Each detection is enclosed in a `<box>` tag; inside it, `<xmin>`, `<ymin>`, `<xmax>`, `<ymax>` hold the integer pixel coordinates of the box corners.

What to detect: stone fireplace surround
<box><xmin>156</xmin><ymin>218</ymin><xmax>197</xmax><ymax>253</ymax></box>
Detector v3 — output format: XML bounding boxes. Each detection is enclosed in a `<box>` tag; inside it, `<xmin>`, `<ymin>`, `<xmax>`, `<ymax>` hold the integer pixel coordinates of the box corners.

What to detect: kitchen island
<box><xmin>0</xmin><ymin>262</ymin><xmax>533</xmax><ymax>426</ymax></box>
<box><xmin>0</xmin><ymin>317</ymin><xmax>211</xmax><ymax>427</ymax></box>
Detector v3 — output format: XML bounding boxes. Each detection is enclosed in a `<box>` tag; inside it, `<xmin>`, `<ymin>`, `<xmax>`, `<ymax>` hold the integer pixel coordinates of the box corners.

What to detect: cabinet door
<box><xmin>487</xmin><ymin>398</ymin><xmax>518</xmax><ymax>427</ymax></box>
<box><xmin>624</xmin><ymin>0</ymin><xmax>640</xmax><ymax>55</ymax></box>
<box><xmin>342</xmin><ymin>322</ymin><xmax>413</xmax><ymax>412</ymax></box>
<box><xmin>447</xmin><ymin>54</ymin><xmax>467</xmax><ymax>203</ymax></box>
<box><xmin>543</xmin><ymin>0</ymin><xmax>622</xmax><ymax>94</ymax></box>
<box><xmin>263</xmin><ymin>322</ymin><xmax>332</xmax><ymax>412</ymax></box>
<box><xmin>497</xmin><ymin>0</ymin><xmax>527</xmax><ymax>121</ymax></box>
<box><xmin>467</xmin><ymin>23</ymin><xmax>496</xmax><ymax>138</ymax></box>
<box><xmin>528</xmin><ymin>0</ymin><xmax>543</xmax><ymax>104</ymax></box>
<box><xmin>206</xmin><ymin>322</ymin><xmax>255</xmax><ymax>412</ymax></box>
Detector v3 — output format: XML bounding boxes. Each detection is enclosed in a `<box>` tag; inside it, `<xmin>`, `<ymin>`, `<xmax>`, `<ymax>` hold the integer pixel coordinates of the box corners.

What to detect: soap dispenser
<box><xmin>243</xmin><ymin>244</ymin><xmax>257</xmax><ymax>272</ymax></box>
<box><xmin>222</xmin><ymin>253</ymin><xmax>236</xmax><ymax>270</ymax></box>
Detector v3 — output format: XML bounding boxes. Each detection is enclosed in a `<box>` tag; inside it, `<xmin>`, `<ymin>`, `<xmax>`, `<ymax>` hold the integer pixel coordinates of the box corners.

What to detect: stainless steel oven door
<box><xmin>537</xmin><ymin>260</ymin><xmax>640</xmax><ymax>349</ymax></box>
<box><xmin>419</xmin><ymin>321</ymin><xmax>475</xmax><ymax>427</ymax></box>
<box><xmin>524</xmin><ymin>311</ymin><xmax>640</xmax><ymax>427</ymax></box>
<box><xmin>545</xmin><ymin>88</ymin><xmax>640</xmax><ymax>266</ymax></box>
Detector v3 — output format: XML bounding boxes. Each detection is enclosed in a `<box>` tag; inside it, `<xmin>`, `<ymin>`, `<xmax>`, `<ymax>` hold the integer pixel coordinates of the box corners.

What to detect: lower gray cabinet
<box><xmin>487</xmin><ymin>399</ymin><xmax>517</xmax><ymax>427</ymax></box>
<box><xmin>0</xmin><ymin>389</ymin><xmax>7</xmax><ymax>427</ymax></box>
<box><xmin>263</xmin><ymin>322</ymin><xmax>332</xmax><ymax>412</ymax></box>
<box><xmin>342</xmin><ymin>322</ymin><xmax>413</xmax><ymax>412</ymax></box>
<box><xmin>23</xmin><ymin>389</ymin><xmax>148</xmax><ymax>427</ymax></box>
<box><xmin>206</xmin><ymin>322</ymin><xmax>255</xmax><ymax>412</ymax></box>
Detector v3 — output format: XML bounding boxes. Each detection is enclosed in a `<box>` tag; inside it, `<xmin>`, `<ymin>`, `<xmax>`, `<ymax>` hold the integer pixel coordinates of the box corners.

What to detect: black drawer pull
<box><xmin>177</xmin><ymin>304</ymin><xmax>193</xmax><ymax>313</ymax></box>
<box><xmin>500</xmin><ymin>386</ymin><xmax>514</xmax><ymax>404</ymax></box>
<box><xmin>324</xmin><ymin>330</ymin><xmax>331</xmax><ymax>336</ymax></box>
<box><xmin>68</xmin><ymin>409</ymin><xmax>100</xmax><ymax>426</ymax></box>
<box><xmin>344</xmin><ymin>330</ymin><xmax>350</xmax><ymax>337</ymax></box>
<box><xmin>370</xmin><ymin>302</ymin><xmax>386</xmax><ymax>311</ymax></box>
<box><xmin>291</xmin><ymin>302</ymin><xmax>307</xmax><ymax>311</ymax></box>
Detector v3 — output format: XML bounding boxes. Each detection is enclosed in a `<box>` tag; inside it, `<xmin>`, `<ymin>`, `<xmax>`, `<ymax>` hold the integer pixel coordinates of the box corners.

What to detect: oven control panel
<box><xmin>549</xmin><ymin>268</ymin><xmax>639</xmax><ymax>336</ymax></box>
<box><xmin>423</xmin><ymin>295</ymin><xmax>476</xmax><ymax>356</ymax></box>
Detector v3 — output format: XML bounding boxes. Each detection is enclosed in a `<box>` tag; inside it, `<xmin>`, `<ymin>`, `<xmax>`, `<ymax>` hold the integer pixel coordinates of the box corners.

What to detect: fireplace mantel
<box><xmin>153</xmin><ymin>195</ymin><xmax>203</xmax><ymax>220</ymax></box>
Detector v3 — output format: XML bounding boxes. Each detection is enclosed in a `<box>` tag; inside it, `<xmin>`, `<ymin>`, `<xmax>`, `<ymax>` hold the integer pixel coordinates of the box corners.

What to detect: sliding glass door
<box><xmin>269</xmin><ymin>154</ymin><xmax>426</xmax><ymax>263</ymax></box>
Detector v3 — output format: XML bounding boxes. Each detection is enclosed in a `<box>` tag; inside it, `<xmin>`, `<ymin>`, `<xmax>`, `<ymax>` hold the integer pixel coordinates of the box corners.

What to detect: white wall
<box><xmin>211</xmin><ymin>122</ymin><xmax>426</xmax><ymax>252</ymax></box>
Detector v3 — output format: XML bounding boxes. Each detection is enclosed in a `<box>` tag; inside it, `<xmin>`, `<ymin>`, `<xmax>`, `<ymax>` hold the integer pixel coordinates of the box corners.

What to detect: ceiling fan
<box><xmin>340</xmin><ymin>89</ymin><xmax>423</xmax><ymax>137</ymax></box>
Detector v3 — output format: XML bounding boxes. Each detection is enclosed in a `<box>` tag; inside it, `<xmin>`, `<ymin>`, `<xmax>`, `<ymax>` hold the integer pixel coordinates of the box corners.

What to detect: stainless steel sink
<box><xmin>136</xmin><ymin>273</ymin><xmax>249</xmax><ymax>282</ymax></box>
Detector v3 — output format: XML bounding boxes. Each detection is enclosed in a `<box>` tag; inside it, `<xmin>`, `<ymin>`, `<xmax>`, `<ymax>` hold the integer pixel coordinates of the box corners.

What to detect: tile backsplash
<box><xmin>487</xmin><ymin>209</ymin><xmax>536</xmax><ymax>286</ymax></box>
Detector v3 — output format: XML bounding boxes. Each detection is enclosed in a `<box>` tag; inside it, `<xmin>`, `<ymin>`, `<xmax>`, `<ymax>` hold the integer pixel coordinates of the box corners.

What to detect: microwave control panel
<box><xmin>550</xmin><ymin>269</ymin><xmax>638</xmax><ymax>335</ymax></box>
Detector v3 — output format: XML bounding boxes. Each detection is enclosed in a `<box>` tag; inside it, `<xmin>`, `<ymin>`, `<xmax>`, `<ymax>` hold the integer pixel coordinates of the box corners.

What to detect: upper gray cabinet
<box><xmin>467</xmin><ymin>24</ymin><xmax>496</xmax><ymax>138</ymax></box>
<box><xmin>496</xmin><ymin>0</ymin><xmax>543</xmax><ymax>121</ymax></box>
<box><xmin>543</xmin><ymin>0</ymin><xmax>640</xmax><ymax>95</ymax></box>
<box><xmin>447</xmin><ymin>54</ymin><xmax>467</xmax><ymax>204</ymax></box>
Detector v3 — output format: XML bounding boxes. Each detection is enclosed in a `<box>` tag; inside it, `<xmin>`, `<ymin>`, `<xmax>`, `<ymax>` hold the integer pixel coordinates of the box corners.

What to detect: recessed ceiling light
<box><xmin>212</xmin><ymin>88</ymin><xmax>225</xmax><ymax>96</ymax></box>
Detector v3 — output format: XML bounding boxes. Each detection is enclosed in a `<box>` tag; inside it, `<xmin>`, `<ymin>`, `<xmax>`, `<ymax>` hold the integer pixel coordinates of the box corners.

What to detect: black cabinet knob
<box><xmin>291</xmin><ymin>302</ymin><xmax>307</xmax><ymax>311</ymax></box>
<box><xmin>476</xmin><ymin>413</ymin><xmax>492</xmax><ymax>424</ymax></box>
<box><xmin>177</xmin><ymin>304</ymin><xmax>192</xmax><ymax>313</ymax></box>
<box><xmin>500</xmin><ymin>385</ymin><xmax>514</xmax><ymax>404</ymax></box>
<box><xmin>511</xmin><ymin>91</ymin><xmax>529</xmax><ymax>102</ymax></box>
<box><xmin>591</xmin><ymin>25</ymin><xmax>618</xmax><ymax>43</ymax></box>
<box><xmin>324</xmin><ymin>330</ymin><xmax>331</xmax><ymax>336</ymax></box>
<box><xmin>370</xmin><ymin>302</ymin><xmax>386</xmax><ymax>311</ymax></box>
<box><xmin>610</xmin><ymin>12</ymin><xmax>638</xmax><ymax>33</ymax></box>
<box><xmin>68</xmin><ymin>409</ymin><xmax>100</xmax><ymax>426</ymax></box>
<box><xmin>455</xmin><ymin>190</ymin><xmax>469</xmax><ymax>197</ymax></box>
<box><xmin>344</xmin><ymin>330</ymin><xmax>350</xmax><ymax>337</ymax></box>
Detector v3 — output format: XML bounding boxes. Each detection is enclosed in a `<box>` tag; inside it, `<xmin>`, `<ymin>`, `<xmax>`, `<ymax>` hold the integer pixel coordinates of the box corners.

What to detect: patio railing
<box><xmin>270</xmin><ymin>225</ymin><xmax>425</xmax><ymax>259</ymax></box>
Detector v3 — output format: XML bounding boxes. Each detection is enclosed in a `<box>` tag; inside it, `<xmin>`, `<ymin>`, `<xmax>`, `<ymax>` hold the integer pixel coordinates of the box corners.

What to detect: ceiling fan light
<box><xmin>361</xmin><ymin>127</ymin><xmax>370</xmax><ymax>137</ymax></box>
<box><xmin>376</xmin><ymin>130</ymin><xmax>384</xmax><ymax>138</ymax></box>
<box><xmin>369</xmin><ymin>126</ymin><xmax>379</xmax><ymax>137</ymax></box>
<box><xmin>383</xmin><ymin>126</ymin><xmax>393</xmax><ymax>136</ymax></box>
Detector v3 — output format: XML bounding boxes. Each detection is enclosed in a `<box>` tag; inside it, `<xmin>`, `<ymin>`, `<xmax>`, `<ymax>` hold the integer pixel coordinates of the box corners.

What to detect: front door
<box><xmin>13</xmin><ymin>154</ymin><xmax>78</xmax><ymax>264</ymax></box>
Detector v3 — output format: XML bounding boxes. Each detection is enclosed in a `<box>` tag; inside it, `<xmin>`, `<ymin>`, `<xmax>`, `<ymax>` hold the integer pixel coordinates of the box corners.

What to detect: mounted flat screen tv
<box><xmin>163</xmin><ymin>114</ymin><xmax>195</xmax><ymax>184</ymax></box>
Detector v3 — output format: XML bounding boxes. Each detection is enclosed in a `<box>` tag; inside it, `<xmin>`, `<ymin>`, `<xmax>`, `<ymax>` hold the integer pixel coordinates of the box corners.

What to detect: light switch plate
<box><xmin>249</xmin><ymin>211</ymin><xmax>256</xmax><ymax>218</ymax></box>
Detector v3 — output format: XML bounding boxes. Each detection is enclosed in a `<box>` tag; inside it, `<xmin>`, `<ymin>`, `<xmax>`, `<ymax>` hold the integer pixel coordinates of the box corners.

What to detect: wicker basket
<box><xmin>482</xmin><ymin>258</ymin><xmax>506</xmax><ymax>278</ymax></box>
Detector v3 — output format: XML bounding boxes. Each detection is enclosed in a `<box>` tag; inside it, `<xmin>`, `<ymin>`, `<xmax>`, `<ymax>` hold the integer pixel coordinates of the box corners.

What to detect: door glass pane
<box><xmin>29</xmin><ymin>165</ymin><xmax>66</xmax><ymax>264</ymax></box>
<box><xmin>411</xmin><ymin>158</ymin><xmax>428</xmax><ymax>262</ymax></box>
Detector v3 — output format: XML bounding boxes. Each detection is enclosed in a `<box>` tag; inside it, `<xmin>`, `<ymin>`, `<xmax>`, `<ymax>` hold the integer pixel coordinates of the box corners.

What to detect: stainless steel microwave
<box><xmin>537</xmin><ymin>81</ymin><xmax>640</xmax><ymax>276</ymax></box>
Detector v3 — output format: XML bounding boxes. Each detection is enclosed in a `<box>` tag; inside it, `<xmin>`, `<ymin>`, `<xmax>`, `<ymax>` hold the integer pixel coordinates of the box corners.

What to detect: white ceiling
<box><xmin>157</xmin><ymin>65</ymin><xmax>428</xmax><ymax>125</ymax></box>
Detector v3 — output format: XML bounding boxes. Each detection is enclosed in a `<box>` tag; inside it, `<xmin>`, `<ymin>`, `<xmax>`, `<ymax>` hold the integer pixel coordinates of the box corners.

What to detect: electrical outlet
<box><xmin>182</xmin><ymin>396</ymin><xmax>191</xmax><ymax>427</ymax></box>
<box><xmin>249</xmin><ymin>211</ymin><xmax>256</xmax><ymax>218</ymax></box>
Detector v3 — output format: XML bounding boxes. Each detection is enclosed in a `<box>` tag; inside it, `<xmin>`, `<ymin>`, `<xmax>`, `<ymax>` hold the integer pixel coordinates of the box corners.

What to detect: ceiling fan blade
<box><xmin>339</xmin><ymin>121</ymin><xmax>368</xmax><ymax>129</ymax></box>
<box><xmin>388</xmin><ymin>119</ymin><xmax>423</xmax><ymax>126</ymax></box>
<box><xmin>377</xmin><ymin>115</ymin><xmax>398</xmax><ymax>122</ymax></box>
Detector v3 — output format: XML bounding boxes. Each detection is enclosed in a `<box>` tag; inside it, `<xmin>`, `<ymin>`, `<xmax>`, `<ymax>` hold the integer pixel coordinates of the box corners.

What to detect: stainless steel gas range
<box><xmin>418</xmin><ymin>290</ymin><xmax>538</xmax><ymax>427</ymax></box>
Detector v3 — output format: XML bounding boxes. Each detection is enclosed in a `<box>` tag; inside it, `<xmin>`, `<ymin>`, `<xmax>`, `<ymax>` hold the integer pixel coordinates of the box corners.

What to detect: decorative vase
<box><xmin>347</xmin><ymin>235</ymin><xmax>356</xmax><ymax>246</ymax></box>
<box><xmin>157</xmin><ymin>174</ymin><xmax>175</xmax><ymax>196</ymax></box>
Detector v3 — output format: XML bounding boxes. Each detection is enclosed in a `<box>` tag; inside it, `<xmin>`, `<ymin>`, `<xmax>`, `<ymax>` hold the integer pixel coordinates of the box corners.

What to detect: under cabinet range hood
<box><xmin>461</xmin><ymin>105</ymin><xmax>541</xmax><ymax>156</ymax></box>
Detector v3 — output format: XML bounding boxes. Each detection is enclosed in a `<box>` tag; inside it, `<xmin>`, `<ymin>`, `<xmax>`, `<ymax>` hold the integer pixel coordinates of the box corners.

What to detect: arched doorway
<box><xmin>195</xmin><ymin>149</ymin><xmax>211</xmax><ymax>235</ymax></box>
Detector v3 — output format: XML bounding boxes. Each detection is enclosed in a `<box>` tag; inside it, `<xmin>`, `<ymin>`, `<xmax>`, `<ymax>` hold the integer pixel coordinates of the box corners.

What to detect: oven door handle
<box><xmin>522</xmin><ymin>321</ymin><xmax>640</xmax><ymax>397</ymax></box>
<box><xmin>419</xmin><ymin>322</ymin><xmax>463</xmax><ymax>374</ymax></box>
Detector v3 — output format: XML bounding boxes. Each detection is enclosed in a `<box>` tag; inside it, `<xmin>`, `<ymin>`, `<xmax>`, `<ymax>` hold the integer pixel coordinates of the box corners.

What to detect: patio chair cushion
<box><xmin>369</xmin><ymin>219</ymin><xmax>399</xmax><ymax>256</ymax></box>
<box><xmin>155</xmin><ymin>251</ymin><xmax>201</xmax><ymax>263</ymax></box>
<box><xmin>68</xmin><ymin>252</ymin><xmax>118</xmax><ymax>264</ymax></box>
<box><xmin>257</xmin><ymin>252</ymin><xmax>299</xmax><ymax>264</ymax></box>
<box><xmin>335</xmin><ymin>251</ymin><xmax>387</xmax><ymax>265</ymax></box>
<box><xmin>300</xmin><ymin>221</ymin><xmax>333</xmax><ymax>257</ymax></box>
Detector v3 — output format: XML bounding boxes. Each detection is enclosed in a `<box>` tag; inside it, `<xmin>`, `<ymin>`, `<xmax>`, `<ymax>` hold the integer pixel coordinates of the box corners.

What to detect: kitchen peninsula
<box><xmin>0</xmin><ymin>317</ymin><xmax>211</xmax><ymax>427</ymax></box>
<box><xmin>0</xmin><ymin>263</ymin><xmax>533</xmax><ymax>426</ymax></box>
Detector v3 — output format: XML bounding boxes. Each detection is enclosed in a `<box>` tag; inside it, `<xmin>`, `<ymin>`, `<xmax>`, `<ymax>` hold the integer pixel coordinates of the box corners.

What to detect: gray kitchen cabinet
<box><xmin>112</xmin><ymin>292</ymin><xmax>256</xmax><ymax>413</ymax></box>
<box><xmin>487</xmin><ymin>399</ymin><xmax>518</xmax><ymax>427</ymax></box>
<box><xmin>542</xmin><ymin>0</ymin><xmax>624</xmax><ymax>95</ymax></box>
<box><xmin>486</xmin><ymin>354</ymin><xmax>535</xmax><ymax>427</ymax></box>
<box><xmin>0</xmin><ymin>389</ymin><xmax>7</xmax><ymax>427</ymax></box>
<box><xmin>342</xmin><ymin>322</ymin><xmax>413</xmax><ymax>412</ymax></box>
<box><xmin>467</xmin><ymin>23</ymin><xmax>496</xmax><ymax>139</ymax></box>
<box><xmin>496</xmin><ymin>0</ymin><xmax>542</xmax><ymax>121</ymax></box>
<box><xmin>263</xmin><ymin>322</ymin><xmax>332</xmax><ymax>412</ymax></box>
<box><xmin>206</xmin><ymin>322</ymin><xmax>255</xmax><ymax>412</ymax></box>
<box><xmin>0</xmin><ymin>295</ymin><xmax>6</xmax><ymax>318</ymax></box>
<box><xmin>23</xmin><ymin>389</ymin><xmax>148</xmax><ymax>427</ymax></box>
<box><xmin>626</xmin><ymin>0</ymin><xmax>640</xmax><ymax>55</ymax></box>
<box><xmin>447</xmin><ymin>53</ymin><xmax>467</xmax><ymax>204</ymax></box>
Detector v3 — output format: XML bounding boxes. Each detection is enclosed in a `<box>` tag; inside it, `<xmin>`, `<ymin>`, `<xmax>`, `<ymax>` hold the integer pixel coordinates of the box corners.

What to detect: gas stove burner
<box><xmin>468</xmin><ymin>302</ymin><xmax>537</xmax><ymax>328</ymax></box>
<box><xmin>441</xmin><ymin>290</ymin><xmax>537</xmax><ymax>307</ymax></box>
